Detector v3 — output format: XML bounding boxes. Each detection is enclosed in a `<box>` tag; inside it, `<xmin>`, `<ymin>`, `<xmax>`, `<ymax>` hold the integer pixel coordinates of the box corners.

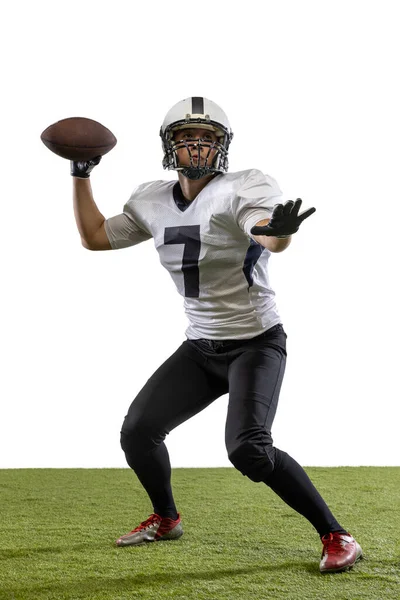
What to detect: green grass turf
<box><xmin>0</xmin><ymin>468</ymin><xmax>399</xmax><ymax>600</ymax></box>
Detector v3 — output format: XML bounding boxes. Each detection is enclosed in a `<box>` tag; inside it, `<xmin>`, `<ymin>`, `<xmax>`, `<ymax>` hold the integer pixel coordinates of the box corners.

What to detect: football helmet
<box><xmin>160</xmin><ymin>97</ymin><xmax>233</xmax><ymax>180</ymax></box>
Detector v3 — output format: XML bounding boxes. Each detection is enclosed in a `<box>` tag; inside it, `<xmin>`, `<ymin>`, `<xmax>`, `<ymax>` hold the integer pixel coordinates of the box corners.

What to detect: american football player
<box><xmin>71</xmin><ymin>97</ymin><xmax>362</xmax><ymax>574</ymax></box>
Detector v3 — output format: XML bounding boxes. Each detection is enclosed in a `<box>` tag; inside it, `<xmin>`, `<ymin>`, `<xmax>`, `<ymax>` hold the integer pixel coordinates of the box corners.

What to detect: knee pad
<box><xmin>120</xmin><ymin>430</ymin><xmax>132</xmax><ymax>453</ymax></box>
<box><xmin>228</xmin><ymin>441</ymin><xmax>277</xmax><ymax>483</ymax></box>
<box><xmin>120</xmin><ymin>429</ymin><xmax>157</xmax><ymax>471</ymax></box>
<box><xmin>120</xmin><ymin>413</ymin><xmax>152</xmax><ymax>453</ymax></box>
<box><xmin>120</xmin><ymin>425</ymin><xmax>166</xmax><ymax>456</ymax></box>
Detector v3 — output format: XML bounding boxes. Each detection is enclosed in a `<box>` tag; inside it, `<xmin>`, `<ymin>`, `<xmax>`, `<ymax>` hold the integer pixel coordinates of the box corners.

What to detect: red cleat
<box><xmin>116</xmin><ymin>513</ymin><xmax>183</xmax><ymax>547</ymax></box>
<box><xmin>320</xmin><ymin>532</ymin><xmax>363</xmax><ymax>573</ymax></box>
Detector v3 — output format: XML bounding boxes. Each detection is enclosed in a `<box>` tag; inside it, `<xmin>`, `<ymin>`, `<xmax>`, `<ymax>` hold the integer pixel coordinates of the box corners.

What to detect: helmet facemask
<box><xmin>163</xmin><ymin>126</ymin><xmax>230</xmax><ymax>180</ymax></box>
<box><xmin>160</xmin><ymin>98</ymin><xmax>233</xmax><ymax>180</ymax></box>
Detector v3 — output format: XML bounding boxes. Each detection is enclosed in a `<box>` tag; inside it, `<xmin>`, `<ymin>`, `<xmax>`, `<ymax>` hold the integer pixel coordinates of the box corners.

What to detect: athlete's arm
<box><xmin>252</xmin><ymin>218</ymin><xmax>292</xmax><ymax>253</ymax></box>
<box><xmin>72</xmin><ymin>178</ymin><xmax>111</xmax><ymax>250</ymax></box>
<box><xmin>70</xmin><ymin>157</ymin><xmax>112</xmax><ymax>250</ymax></box>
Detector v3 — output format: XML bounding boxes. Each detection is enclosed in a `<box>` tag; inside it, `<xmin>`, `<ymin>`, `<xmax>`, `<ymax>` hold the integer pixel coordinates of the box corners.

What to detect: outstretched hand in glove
<box><xmin>251</xmin><ymin>199</ymin><xmax>316</xmax><ymax>238</ymax></box>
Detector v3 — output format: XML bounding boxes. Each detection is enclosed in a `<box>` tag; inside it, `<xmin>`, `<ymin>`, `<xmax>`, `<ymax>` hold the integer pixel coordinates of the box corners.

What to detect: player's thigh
<box><xmin>122</xmin><ymin>340</ymin><xmax>227</xmax><ymax>436</ymax></box>
<box><xmin>226</xmin><ymin>335</ymin><xmax>287</xmax><ymax>445</ymax></box>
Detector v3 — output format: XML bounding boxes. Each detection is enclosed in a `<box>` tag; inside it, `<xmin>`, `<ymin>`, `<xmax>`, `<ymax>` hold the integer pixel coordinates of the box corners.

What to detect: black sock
<box><xmin>154</xmin><ymin>509</ymin><xmax>179</xmax><ymax>520</ymax></box>
<box><xmin>264</xmin><ymin>449</ymin><xmax>346</xmax><ymax>538</ymax></box>
<box><xmin>123</xmin><ymin>440</ymin><xmax>179</xmax><ymax>521</ymax></box>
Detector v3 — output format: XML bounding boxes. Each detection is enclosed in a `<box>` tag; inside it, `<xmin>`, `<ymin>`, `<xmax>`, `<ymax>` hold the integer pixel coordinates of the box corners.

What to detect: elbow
<box><xmin>81</xmin><ymin>238</ymin><xmax>95</xmax><ymax>251</ymax></box>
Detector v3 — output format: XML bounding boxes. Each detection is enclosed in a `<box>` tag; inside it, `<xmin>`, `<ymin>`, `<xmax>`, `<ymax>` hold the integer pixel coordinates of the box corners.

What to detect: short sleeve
<box><xmin>104</xmin><ymin>212</ymin><xmax>152</xmax><ymax>249</ymax></box>
<box><xmin>234</xmin><ymin>169</ymin><xmax>283</xmax><ymax>238</ymax></box>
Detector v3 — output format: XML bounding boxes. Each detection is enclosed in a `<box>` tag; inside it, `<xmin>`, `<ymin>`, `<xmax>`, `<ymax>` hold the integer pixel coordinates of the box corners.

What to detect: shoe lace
<box><xmin>131</xmin><ymin>513</ymin><xmax>161</xmax><ymax>534</ymax></box>
<box><xmin>322</xmin><ymin>533</ymin><xmax>346</xmax><ymax>554</ymax></box>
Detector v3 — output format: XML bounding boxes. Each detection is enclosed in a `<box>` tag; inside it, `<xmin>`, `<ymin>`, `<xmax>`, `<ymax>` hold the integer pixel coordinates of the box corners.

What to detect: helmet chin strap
<box><xmin>180</xmin><ymin>167</ymin><xmax>213</xmax><ymax>180</ymax></box>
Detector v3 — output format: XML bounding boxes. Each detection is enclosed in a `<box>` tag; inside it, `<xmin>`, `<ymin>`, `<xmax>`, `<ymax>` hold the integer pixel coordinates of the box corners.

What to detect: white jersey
<box><xmin>104</xmin><ymin>169</ymin><xmax>283</xmax><ymax>340</ymax></box>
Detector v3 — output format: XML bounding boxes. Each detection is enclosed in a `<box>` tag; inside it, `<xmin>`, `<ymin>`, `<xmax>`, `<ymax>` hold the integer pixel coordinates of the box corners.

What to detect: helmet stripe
<box><xmin>192</xmin><ymin>97</ymin><xmax>204</xmax><ymax>114</ymax></box>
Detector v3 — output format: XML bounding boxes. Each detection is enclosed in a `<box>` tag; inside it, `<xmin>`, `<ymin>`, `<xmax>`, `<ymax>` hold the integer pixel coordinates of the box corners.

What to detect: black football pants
<box><xmin>120</xmin><ymin>324</ymin><xmax>345</xmax><ymax>537</ymax></box>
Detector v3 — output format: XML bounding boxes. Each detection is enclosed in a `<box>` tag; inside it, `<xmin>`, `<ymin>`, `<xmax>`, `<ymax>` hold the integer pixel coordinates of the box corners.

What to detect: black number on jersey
<box><xmin>165</xmin><ymin>226</ymin><xmax>201</xmax><ymax>298</ymax></box>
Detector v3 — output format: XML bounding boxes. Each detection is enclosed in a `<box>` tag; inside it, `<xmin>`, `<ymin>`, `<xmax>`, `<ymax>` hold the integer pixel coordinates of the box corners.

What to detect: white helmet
<box><xmin>160</xmin><ymin>97</ymin><xmax>233</xmax><ymax>180</ymax></box>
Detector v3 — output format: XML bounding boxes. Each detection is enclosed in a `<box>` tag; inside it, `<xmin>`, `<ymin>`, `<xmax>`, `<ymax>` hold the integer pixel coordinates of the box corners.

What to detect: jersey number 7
<box><xmin>165</xmin><ymin>226</ymin><xmax>201</xmax><ymax>298</ymax></box>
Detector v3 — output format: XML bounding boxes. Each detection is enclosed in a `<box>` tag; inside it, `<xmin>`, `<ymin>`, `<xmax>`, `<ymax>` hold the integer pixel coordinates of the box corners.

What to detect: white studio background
<box><xmin>0</xmin><ymin>0</ymin><xmax>399</xmax><ymax>468</ymax></box>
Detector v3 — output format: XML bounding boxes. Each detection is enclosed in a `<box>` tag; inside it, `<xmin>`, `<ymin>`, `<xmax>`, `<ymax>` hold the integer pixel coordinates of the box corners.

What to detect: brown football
<box><xmin>40</xmin><ymin>117</ymin><xmax>117</xmax><ymax>160</ymax></box>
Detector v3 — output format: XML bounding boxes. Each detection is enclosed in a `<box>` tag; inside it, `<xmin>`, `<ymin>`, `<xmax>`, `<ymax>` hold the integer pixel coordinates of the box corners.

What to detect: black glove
<box><xmin>70</xmin><ymin>155</ymin><xmax>102</xmax><ymax>179</ymax></box>
<box><xmin>251</xmin><ymin>198</ymin><xmax>316</xmax><ymax>238</ymax></box>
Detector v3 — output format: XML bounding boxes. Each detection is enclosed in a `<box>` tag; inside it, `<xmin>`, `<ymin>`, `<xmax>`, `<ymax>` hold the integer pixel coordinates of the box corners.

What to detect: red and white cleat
<box><xmin>320</xmin><ymin>532</ymin><xmax>363</xmax><ymax>573</ymax></box>
<box><xmin>116</xmin><ymin>513</ymin><xmax>183</xmax><ymax>547</ymax></box>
